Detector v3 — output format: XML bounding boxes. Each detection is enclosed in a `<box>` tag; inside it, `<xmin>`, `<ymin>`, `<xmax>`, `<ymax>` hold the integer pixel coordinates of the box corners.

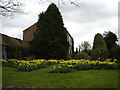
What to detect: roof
<box><xmin>23</xmin><ymin>23</ymin><xmax>37</xmax><ymax>32</ymax></box>
<box><xmin>23</xmin><ymin>23</ymin><xmax>74</xmax><ymax>41</ymax></box>
<box><xmin>0</xmin><ymin>33</ymin><xmax>29</xmax><ymax>48</ymax></box>
<box><xmin>65</xmin><ymin>29</ymin><xmax>74</xmax><ymax>41</ymax></box>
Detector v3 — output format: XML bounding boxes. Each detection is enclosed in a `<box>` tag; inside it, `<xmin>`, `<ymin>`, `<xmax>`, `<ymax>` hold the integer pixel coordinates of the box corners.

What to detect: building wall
<box><xmin>0</xmin><ymin>33</ymin><xmax>30</xmax><ymax>59</ymax></box>
<box><xmin>23</xmin><ymin>23</ymin><xmax>74</xmax><ymax>59</ymax></box>
<box><xmin>67</xmin><ymin>33</ymin><xmax>74</xmax><ymax>58</ymax></box>
<box><xmin>2</xmin><ymin>46</ymin><xmax>7</xmax><ymax>60</ymax></box>
<box><xmin>23</xmin><ymin>24</ymin><xmax>37</xmax><ymax>42</ymax></box>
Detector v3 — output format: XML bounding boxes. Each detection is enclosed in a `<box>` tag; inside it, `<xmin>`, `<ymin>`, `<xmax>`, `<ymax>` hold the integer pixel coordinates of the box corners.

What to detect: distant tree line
<box><xmin>75</xmin><ymin>31</ymin><xmax>120</xmax><ymax>63</ymax></box>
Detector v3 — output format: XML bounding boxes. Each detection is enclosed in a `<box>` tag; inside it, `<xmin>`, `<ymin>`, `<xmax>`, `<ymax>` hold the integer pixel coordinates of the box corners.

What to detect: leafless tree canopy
<box><xmin>0</xmin><ymin>0</ymin><xmax>84</xmax><ymax>17</ymax></box>
<box><xmin>0</xmin><ymin>0</ymin><xmax>23</xmax><ymax>17</ymax></box>
<box><xmin>38</xmin><ymin>0</ymin><xmax>84</xmax><ymax>7</ymax></box>
<box><xmin>81</xmin><ymin>41</ymin><xmax>91</xmax><ymax>51</ymax></box>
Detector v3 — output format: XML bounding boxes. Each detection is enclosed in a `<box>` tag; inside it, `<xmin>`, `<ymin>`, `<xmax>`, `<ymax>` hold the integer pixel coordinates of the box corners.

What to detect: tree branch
<box><xmin>0</xmin><ymin>0</ymin><xmax>23</xmax><ymax>17</ymax></box>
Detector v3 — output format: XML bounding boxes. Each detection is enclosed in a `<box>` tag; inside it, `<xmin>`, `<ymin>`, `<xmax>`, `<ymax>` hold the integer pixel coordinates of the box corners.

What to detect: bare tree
<box><xmin>68</xmin><ymin>0</ymin><xmax>84</xmax><ymax>7</ymax></box>
<box><xmin>81</xmin><ymin>41</ymin><xmax>91</xmax><ymax>51</ymax></box>
<box><xmin>0</xmin><ymin>0</ymin><xmax>84</xmax><ymax>17</ymax></box>
<box><xmin>0</xmin><ymin>0</ymin><xmax>24</xmax><ymax>17</ymax></box>
<box><xmin>37</xmin><ymin>0</ymin><xmax>84</xmax><ymax>7</ymax></box>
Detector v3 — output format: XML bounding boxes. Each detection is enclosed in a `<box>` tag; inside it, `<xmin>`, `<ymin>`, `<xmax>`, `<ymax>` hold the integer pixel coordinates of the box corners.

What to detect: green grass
<box><xmin>2</xmin><ymin>66</ymin><xmax>118</xmax><ymax>88</ymax></box>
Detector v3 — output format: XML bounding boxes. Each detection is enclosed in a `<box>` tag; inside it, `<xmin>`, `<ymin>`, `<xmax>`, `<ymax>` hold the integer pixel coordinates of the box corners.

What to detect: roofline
<box><xmin>1</xmin><ymin>33</ymin><xmax>22</xmax><ymax>41</ymax></box>
<box><xmin>65</xmin><ymin>29</ymin><xmax>74</xmax><ymax>40</ymax></box>
<box><xmin>23</xmin><ymin>22</ymin><xmax>74</xmax><ymax>40</ymax></box>
<box><xmin>23</xmin><ymin>23</ymin><xmax>37</xmax><ymax>32</ymax></box>
<box><xmin>1</xmin><ymin>33</ymin><xmax>30</xmax><ymax>48</ymax></box>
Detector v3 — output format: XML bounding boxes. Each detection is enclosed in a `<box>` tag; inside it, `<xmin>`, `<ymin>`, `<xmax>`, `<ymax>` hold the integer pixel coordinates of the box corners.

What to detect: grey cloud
<box><xmin>61</xmin><ymin>1</ymin><xmax>117</xmax><ymax>24</ymax></box>
<box><xmin>0</xmin><ymin>0</ymin><xmax>118</xmax><ymax>48</ymax></box>
<box><xmin>2</xmin><ymin>14</ymin><xmax>38</xmax><ymax>30</ymax></box>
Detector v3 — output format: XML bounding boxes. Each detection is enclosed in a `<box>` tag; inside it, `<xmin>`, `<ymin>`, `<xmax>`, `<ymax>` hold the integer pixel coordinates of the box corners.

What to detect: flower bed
<box><xmin>1</xmin><ymin>59</ymin><xmax>58</xmax><ymax>71</ymax></box>
<box><xmin>0</xmin><ymin>59</ymin><xmax>118</xmax><ymax>72</ymax></box>
<box><xmin>49</xmin><ymin>59</ymin><xmax>118</xmax><ymax>73</ymax></box>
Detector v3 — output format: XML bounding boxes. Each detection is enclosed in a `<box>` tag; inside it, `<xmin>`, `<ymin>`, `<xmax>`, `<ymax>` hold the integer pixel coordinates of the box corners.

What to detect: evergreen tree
<box><xmin>93</xmin><ymin>33</ymin><xmax>106</xmax><ymax>50</ymax></box>
<box><xmin>75</xmin><ymin>52</ymin><xmax>91</xmax><ymax>60</ymax></box>
<box><xmin>31</xmin><ymin>3</ymin><xmax>69</xmax><ymax>59</ymax></box>
<box><xmin>103</xmin><ymin>31</ymin><xmax>118</xmax><ymax>51</ymax></box>
<box><xmin>91</xmin><ymin>33</ymin><xmax>108</xmax><ymax>60</ymax></box>
<box><xmin>75</xmin><ymin>47</ymin><xmax>78</xmax><ymax>54</ymax></box>
<box><xmin>109</xmin><ymin>46</ymin><xmax>120</xmax><ymax>60</ymax></box>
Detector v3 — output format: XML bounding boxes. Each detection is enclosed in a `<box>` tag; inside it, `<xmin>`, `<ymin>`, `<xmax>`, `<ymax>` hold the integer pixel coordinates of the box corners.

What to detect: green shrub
<box><xmin>109</xmin><ymin>47</ymin><xmax>120</xmax><ymax>60</ymax></box>
<box><xmin>73</xmin><ymin>63</ymin><xmax>118</xmax><ymax>71</ymax></box>
<box><xmin>92</xmin><ymin>33</ymin><xmax>108</xmax><ymax>60</ymax></box>
<box><xmin>83</xmin><ymin>50</ymin><xmax>92</xmax><ymax>56</ymax></box>
<box><xmin>90</xmin><ymin>49</ymin><xmax>99</xmax><ymax>60</ymax></box>
<box><xmin>75</xmin><ymin>52</ymin><xmax>91</xmax><ymax>60</ymax></box>
<box><xmin>74</xmin><ymin>64</ymin><xmax>93</xmax><ymax>70</ymax></box>
<box><xmin>91</xmin><ymin>48</ymin><xmax>108</xmax><ymax>60</ymax></box>
<box><xmin>26</xmin><ymin>55</ymin><xmax>36</xmax><ymax>60</ymax></box>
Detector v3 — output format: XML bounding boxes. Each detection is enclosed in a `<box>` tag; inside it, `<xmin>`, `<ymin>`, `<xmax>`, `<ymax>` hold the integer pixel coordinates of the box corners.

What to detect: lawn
<box><xmin>2</xmin><ymin>65</ymin><xmax>118</xmax><ymax>88</ymax></box>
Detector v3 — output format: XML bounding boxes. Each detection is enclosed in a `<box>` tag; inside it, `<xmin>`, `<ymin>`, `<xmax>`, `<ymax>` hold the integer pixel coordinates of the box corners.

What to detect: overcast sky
<box><xmin>0</xmin><ymin>0</ymin><xmax>119</xmax><ymax>50</ymax></box>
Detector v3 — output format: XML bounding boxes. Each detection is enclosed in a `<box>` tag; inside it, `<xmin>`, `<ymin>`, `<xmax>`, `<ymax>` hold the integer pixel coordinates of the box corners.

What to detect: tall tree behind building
<box><xmin>31</xmin><ymin>3</ymin><xmax>69</xmax><ymax>59</ymax></box>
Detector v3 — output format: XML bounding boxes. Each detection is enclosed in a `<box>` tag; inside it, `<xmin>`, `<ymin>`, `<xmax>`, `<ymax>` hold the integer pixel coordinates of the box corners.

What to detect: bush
<box><xmin>91</xmin><ymin>48</ymin><xmax>108</xmax><ymax>60</ymax></box>
<box><xmin>109</xmin><ymin>47</ymin><xmax>120</xmax><ymax>60</ymax></box>
<box><xmin>73</xmin><ymin>62</ymin><xmax>118</xmax><ymax>71</ymax></box>
<box><xmin>83</xmin><ymin>50</ymin><xmax>92</xmax><ymax>56</ymax></box>
<box><xmin>74</xmin><ymin>64</ymin><xmax>93</xmax><ymax>70</ymax></box>
<box><xmin>75</xmin><ymin>52</ymin><xmax>91</xmax><ymax>60</ymax></box>
<box><xmin>90</xmin><ymin>49</ymin><xmax>99</xmax><ymax>60</ymax></box>
<box><xmin>26</xmin><ymin>55</ymin><xmax>36</xmax><ymax>60</ymax></box>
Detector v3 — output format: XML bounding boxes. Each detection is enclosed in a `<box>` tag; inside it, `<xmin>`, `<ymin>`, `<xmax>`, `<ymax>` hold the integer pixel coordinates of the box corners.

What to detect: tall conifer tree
<box><xmin>93</xmin><ymin>33</ymin><xmax>107</xmax><ymax>50</ymax></box>
<box><xmin>91</xmin><ymin>33</ymin><xmax>108</xmax><ymax>60</ymax></box>
<box><xmin>31</xmin><ymin>3</ymin><xmax>69</xmax><ymax>59</ymax></box>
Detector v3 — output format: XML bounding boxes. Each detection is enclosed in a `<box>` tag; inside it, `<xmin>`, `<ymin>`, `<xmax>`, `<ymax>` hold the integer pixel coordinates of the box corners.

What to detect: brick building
<box><xmin>23</xmin><ymin>23</ymin><xmax>37</xmax><ymax>42</ymax></box>
<box><xmin>23</xmin><ymin>23</ymin><xmax>74</xmax><ymax>59</ymax></box>
<box><xmin>0</xmin><ymin>22</ymin><xmax>74</xmax><ymax>59</ymax></box>
<box><xmin>0</xmin><ymin>33</ymin><xmax>29</xmax><ymax>59</ymax></box>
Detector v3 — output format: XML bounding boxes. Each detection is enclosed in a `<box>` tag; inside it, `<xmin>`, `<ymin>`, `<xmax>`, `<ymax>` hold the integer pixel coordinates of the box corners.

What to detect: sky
<box><xmin>0</xmin><ymin>0</ymin><xmax>119</xmax><ymax>50</ymax></box>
